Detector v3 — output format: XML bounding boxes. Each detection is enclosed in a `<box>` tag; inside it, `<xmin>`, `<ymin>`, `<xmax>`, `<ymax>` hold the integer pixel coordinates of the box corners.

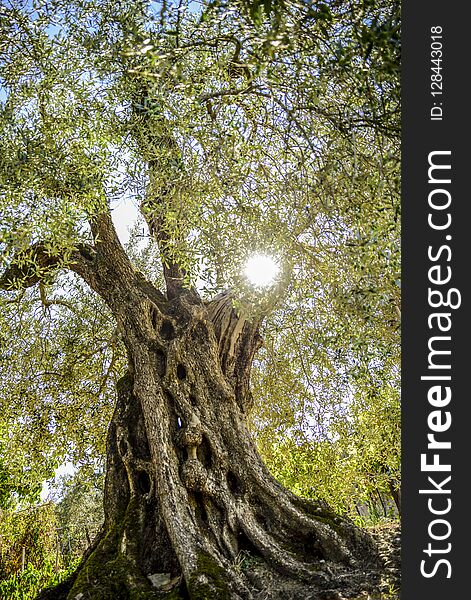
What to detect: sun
<box><xmin>244</xmin><ymin>254</ymin><xmax>280</xmax><ymax>288</ymax></box>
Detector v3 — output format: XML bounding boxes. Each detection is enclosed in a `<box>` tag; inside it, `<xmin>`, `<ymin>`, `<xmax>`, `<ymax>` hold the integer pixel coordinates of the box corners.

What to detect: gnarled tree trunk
<box><xmin>41</xmin><ymin>273</ymin><xmax>382</xmax><ymax>599</ymax></box>
<box><xmin>1</xmin><ymin>213</ymin><xmax>388</xmax><ymax>600</ymax></box>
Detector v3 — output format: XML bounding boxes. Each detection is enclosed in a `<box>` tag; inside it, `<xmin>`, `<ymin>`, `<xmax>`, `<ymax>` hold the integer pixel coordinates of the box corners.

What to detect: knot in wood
<box><xmin>175</xmin><ymin>423</ymin><xmax>203</xmax><ymax>448</ymax></box>
<box><xmin>180</xmin><ymin>458</ymin><xmax>208</xmax><ymax>492</ymax></box>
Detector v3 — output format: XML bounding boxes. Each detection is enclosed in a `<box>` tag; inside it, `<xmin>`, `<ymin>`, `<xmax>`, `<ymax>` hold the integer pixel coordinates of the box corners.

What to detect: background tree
<box><xmin>0</xmin><ymin>0</ymin><xmax>400</xmax><ymax>598</ymax></box>
<box><xmin>52</xmin><ymin>469</ymin><xmax>105</xmax><ymax>564</ymax></box>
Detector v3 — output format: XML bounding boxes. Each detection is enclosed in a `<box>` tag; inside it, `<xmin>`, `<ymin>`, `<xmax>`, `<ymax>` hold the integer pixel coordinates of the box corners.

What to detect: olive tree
<box><xmin>0</xmin><ymin>1</ymin><xmax>400</xmax><ymax>598</ymax></box>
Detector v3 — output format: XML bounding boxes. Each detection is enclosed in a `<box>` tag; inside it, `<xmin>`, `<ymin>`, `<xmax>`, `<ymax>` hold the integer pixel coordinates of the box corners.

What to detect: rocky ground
<box><xmin>366</xmin><ymin>520</ymin><xmax>401</xmax><ymax>598</ymax></box>
<box><xmin>238</xmin><ymin>521</ymin><xmax>401</xmax><ymax>600</ymax></box>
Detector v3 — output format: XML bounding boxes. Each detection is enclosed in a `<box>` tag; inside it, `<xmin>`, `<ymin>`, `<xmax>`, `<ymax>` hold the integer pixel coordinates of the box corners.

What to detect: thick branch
<box><xmin>89</xmin><ymin>208</ymin><xmax>123</xmax><ymax>252</ymax></box>
<box><xmin>88</xmin><ymin>207</ymin><xmax>136</xmax><ymax>282</ymax></box>
<box><xmin>0</xmin><ymin>243</ymin><xmax>59</xmax><ymax>290</ymax></box>
<box><xmin>132</xmin><ymin>83</ymin><xmax>198</xmax><ymax>301</ymax></box>
<box><xmin>0</xmin><ymin>242</ymin><xmax>96</xmax><ymax>291</ymax></box>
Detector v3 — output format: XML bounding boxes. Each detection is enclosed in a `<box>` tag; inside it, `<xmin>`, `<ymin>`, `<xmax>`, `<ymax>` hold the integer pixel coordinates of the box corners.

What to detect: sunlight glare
<box><xmin>244</xmin><ymin>254</ymin><xmax>280</xmax><ymax>288</ymax></box>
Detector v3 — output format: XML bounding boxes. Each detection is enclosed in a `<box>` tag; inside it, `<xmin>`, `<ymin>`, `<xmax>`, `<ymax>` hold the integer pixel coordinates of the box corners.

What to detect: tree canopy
<box><xmin>1</xmin><ymin>0</ymin><xmax>400</xmax><ymax>520</ymax></box>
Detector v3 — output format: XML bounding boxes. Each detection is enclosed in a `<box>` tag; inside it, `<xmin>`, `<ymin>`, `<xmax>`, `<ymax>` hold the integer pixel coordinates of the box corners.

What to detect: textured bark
<box><xmin>40</xmin><ymin>278</ymin><xmax>381</xmax><ymax>599</ymax></box>
<box><xmin>6</xmin><ymin>214</ymin><xmax>385</xmax><ymax>599</ymax></box>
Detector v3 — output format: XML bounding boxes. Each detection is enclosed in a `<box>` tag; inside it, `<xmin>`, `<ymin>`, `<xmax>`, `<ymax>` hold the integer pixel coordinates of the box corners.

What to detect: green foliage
<box><xmin>54</xmin><ymin>470</ymin><xmax>104</xmax><ymax>532</ymax></box>
<box><xmin>0</xmin><ymin>449</ymin><xmax>42</xmax><ymax>510</ymax></box>
<box><xmin>0</xmin><ymin>485</ymin><xmax>94</xmax><ymax>597</ymax></box>
<box><xmin>252</xmin><ymin>387</ymin><xmax>399</xmax><ymax>521</ymax></box>
<box><xmin>0</xmin><ymin>504</ymin><xmax>57</xmax><ymax>580</ymax></box>
<box><xmin>0</xmin><ymin>275</ymin><xmax>123</xmax><ymax>507</ymax></box>
<box><xmin>1</xmin><ymin>0</ymin><xmax>400</xmax><ymax>527</ymax></box>
<box><xmin>52</xmin><ymin>468</ymin><xmax>104</xmax><ymax>561</ymax></box>
<box><xmin>0</xmin><ymin>559</ymin><xmax>79</xmax><ymax>600</ymax></box>
<box><xmin>251</xmin><ymin>264</ymin><xmax>400</xmax><ymax>519</ymax></box>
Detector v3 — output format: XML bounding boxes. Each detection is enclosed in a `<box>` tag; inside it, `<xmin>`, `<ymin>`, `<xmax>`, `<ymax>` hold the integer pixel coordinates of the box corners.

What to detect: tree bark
<box><xmin>1</xmin><ymin>227</ymin><xmax>389</xmax><ymax>599</ymax></box>
<box><xmin>35</xmin><ymin>275</ymin><xmax>384</xmax><ymax>600</ymax></box>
